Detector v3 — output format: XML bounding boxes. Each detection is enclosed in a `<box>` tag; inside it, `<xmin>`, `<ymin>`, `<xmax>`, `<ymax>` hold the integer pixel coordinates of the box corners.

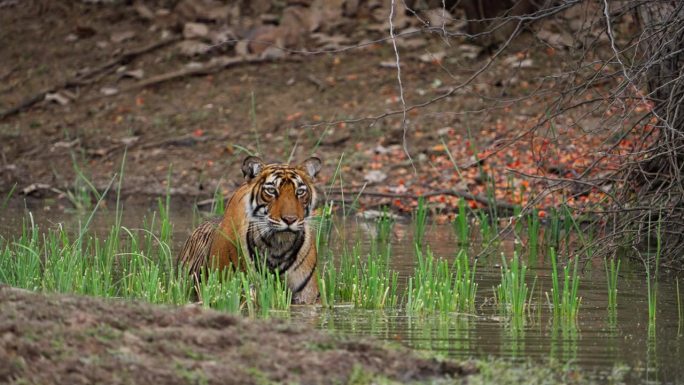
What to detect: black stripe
<box><xmin>252</xmin><ymin>204</ymin><xmax>266</xmax><ymax>216</ymax></box>
<box><xmin>293</xmin><ymin>265</ymin><xmax>316</xmax><ymax>294</ymax></box>
<box><xmin>290</xmin><ymin>230</ymin><xmax>312</xmax><ymax>272</ymax></box>
<box><xmin>246</xmin><ymin>229</ymin><xmax>256</xmax><ymax>262</ymax></box>
<box><xmin>278</xmin><ymin>231</ymin><xmax>305</xmax><ymax>273</ymax></box>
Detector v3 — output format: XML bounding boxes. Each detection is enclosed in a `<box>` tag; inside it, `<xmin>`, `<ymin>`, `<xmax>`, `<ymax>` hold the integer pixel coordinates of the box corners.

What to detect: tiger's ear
<box><xmin>242</xmin><ymin>156</ymin><xmax>264</xmax><ymax>181</ymax></box>
<box><xmin>300</xmin><ymin>157</ymin><xmax>322</xmax><ymax>179</ymax></box>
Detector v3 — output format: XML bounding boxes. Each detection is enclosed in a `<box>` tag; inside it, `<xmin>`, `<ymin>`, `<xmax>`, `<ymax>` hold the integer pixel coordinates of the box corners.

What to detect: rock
<box><xmin>177</xmin><ymin>40</ymin><xmax>212</xmax><ymax>56</ymax></box>
<box><xmin>310</xmin><ymin>33</ymin><xmax>351</xmax><ymax>50</ymax></box>
<box><xmin>418</xmin><ymin>51</ymin><xmax>446</xmax><ymax>63</ymax></box>
<box><xmin>110</xmin><ymin>30</ymin><xmax>136</xmax><ymax>44</ymax></box>
<box><xmin>422</xmin><ymin>8</ymin><xmax>452</xmax><ymax>28</ymax></box>
<box><xmin>235</xmin><ymin>40</ymin><xmax>249</xmax><ymax>56</ymax></box>
<box><xmin>371</xmin><ymin>1</ymin><xmax>409</xmax><ymax>30</ymax></box>
<box><xmin>502</xmin><ymin>55</ymin><xmax>534</xmax><ymax>68</ymax></box>
<box><xmin>175</xmin><ymin>0</ymin><xmax>229</xmax><ymax>22</ymax></box>
<box><xmin>122</xmin><ymin>69</ymin><xmax>144</xmax><ymax>80</ymax></box>
<box><xmin>120</xmin><ymin>136</ymin><xmax>140</xmax><ymax>146</ymax></box>
<box><xmin>208</xmin><ymin>27</ymin><xmax>236</xmax><ymax>45</ymax></box>
<box><xmin>343</xmin><ymin>0</ymin><xmax>360</xmax><ymax>16</ymax></box>
<box><xmin>311</xmin><ymin>0</ymin><xmax>344</xmax><ymax>32</ymax></box>
<box><xmin>357</xmin><ymin>210</ymin><xmax>400</xmax><ymax>220</ymax></box>
<box><xmin>134</xmin><ymin>2</ymin><xmax>155</xmax><ymax>20</ymax></box>
<box><xmin>45</xmin><ymin>92</ymin><xmax>70</xmax><ymax>106</ymax></box>
<box><xmin>459</xmin><ymin>44</ymin><xmax>481</xmax><ymax>60</ymax></box>
<box><xmin>248</xmin><ymin>0</ymin><xmax>271</xmax><ymax>15</ymax></box>
<box><xmin>537</xmin><ymin>28</ymin><xmax>575</xmax><ymax>49</ymax></box>
<box><xmin>364</xmin><ymin>170</ymin><xmax>387</xmax><ymax>183</ymax></box>
<box><xmin>281</xmin><ymin>5</ymin><xmax>316</xmax><ymax>33</ymax></box>
<box><xmin>261</xmin><ymin>46</ymin><xmax>286</xmax><ymax>59</ymax></box>
<box><xmin>99</xmin><ymin>87</ymin><xmax>119</xmax><ymax>96</ymax></box>
<box><xmin>246</xmin><ymin>25</ymin><xmax>284</xmax><ymax>55</ymax></box>
<box><xmin>396</xmin><ymin>38</ymin><xmax>427</xmax><ymax>49</ymax></box>
<box><xmin>183</xmin><ymin>22</ymin><xmax>209</xmax><ymax>40</ymax></box>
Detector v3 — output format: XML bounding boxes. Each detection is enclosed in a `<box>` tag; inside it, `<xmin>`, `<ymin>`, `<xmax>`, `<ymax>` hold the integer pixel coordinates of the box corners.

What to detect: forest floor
<box><xmin>0</xmin><ymin>1</ymin><xmax>646</xmax><ymax>220</ymax></box>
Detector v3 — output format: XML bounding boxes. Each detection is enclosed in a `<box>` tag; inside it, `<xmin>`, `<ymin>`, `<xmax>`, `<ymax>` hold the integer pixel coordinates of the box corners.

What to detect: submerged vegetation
<box><xmin>0</xmin><ymin>187</ymin><xmax>673</xmax><ymax>322</ymax></box>
<box><xmin>0</xmin><ymin>168</ymin><xmax>679</xmax><ymax>332</ymax></box>
<box><xmin>494</xmin><ymin>252</ymin><xmax>533</xmax><ymax>325</ymax></box>
<box><xmin>547</xmin><ymin>248</ymin><xmax>581</xmax><ymax>322</ymax></box>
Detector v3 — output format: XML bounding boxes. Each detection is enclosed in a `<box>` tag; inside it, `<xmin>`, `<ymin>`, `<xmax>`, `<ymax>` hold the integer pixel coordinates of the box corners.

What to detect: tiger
<box><xmin>176</xmin><ymin>155</ymin><xmax>322</xmax><ymax>304</ymax></box>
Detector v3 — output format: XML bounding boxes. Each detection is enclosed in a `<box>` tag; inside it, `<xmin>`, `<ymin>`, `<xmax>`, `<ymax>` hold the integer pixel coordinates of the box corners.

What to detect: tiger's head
<box><xmin>242</xmin><ymin>156</ymin><xmax>321</xmax><ymax>234</ymax></box>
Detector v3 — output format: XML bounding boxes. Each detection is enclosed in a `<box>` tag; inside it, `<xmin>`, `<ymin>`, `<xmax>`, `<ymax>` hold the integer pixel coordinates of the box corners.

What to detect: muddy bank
<box><xmin>0</xmin><ymin>286</ymin><xmax>476</xmax><ymax>384</ymax></box>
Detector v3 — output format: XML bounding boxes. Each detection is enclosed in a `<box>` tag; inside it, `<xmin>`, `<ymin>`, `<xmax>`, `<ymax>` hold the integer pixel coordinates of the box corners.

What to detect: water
<box><xmin>298</xmin><ymin>220</ymin><xmax>683</xmax><ymax>384</ymax></box>
<box><xmin>1</xmin><ymin>202</ymin><xmax>682</xmax><ymax>384</ymax></box>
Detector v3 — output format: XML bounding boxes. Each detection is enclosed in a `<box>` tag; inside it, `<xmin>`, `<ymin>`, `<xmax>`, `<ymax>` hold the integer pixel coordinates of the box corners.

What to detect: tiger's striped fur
<box><xmin>176</xmin><ymin>156</ymin><xmax>321</xmax><ymax>304</ymax></box>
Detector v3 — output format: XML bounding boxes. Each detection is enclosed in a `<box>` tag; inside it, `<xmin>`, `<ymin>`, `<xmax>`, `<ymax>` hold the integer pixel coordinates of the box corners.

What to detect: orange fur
<box><xmin>177</xmin><ymin>157</ymin><xmax>321</xmax><ymax>304</ymax></box>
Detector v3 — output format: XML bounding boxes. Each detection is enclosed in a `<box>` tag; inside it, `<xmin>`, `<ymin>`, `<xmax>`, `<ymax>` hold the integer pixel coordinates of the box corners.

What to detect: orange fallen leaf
<box><xmin>286</xmin><ymin>112</ymin><xmax>303</xmax><ymax>121</ymax></box>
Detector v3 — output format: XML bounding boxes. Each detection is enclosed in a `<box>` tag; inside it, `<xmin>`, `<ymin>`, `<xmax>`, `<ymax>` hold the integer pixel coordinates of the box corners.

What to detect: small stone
<box><xmin>100</xmin><ymin>87</ymin><xmax>119</xmax><ymax>96</ymax></box>
<box><xmin>177</xmin><ymin>40</ymin><xmax>211</xmax><ymax>57</ymax></box>
<box><xmin>183</xmin><ymin>22</ymin><xmax>210</xmax><ymax>40</ymax></box>
<box><xmin>111</xmin><ymin>30</ymin><xmax>136</xmax><ymax>44</ymax></box>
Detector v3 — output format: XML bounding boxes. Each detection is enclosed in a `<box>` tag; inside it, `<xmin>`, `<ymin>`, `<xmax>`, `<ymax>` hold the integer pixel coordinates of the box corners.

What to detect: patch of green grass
<box><xmin>1</xmin><ymin>182</ymin><xmax>16</xmax><ymax>212</ymax></box>
<box><xmin>547</xmin><ymin>248</ymin><xmax>581</xmax><ymax>322</ymax></box>
<box><xmin>406</xmin><ymin>247</ymin><xmax>477</xmax><ymax>313</ymax></box>
<box><xmin>494</xmin><ymin>252</ymin><xmax>535</xmax><ymax>326</ymax></box>
<box><xmin>413</xmin><ymin>196</ymin><xmax>428</xmax><ymax>247</ymax></box>
<box><xmin>527</xmin><ymin>210</ymin><xmax>540</xmax><ymax>260</ymax></box>
<box><xmin>375</xmin><ymin>207</ymin><xmax>395</xmax><ymax>251</ymax></box>
<box><xmin>646</xmin><ymin>213</ymin><xmax>662</xmax><ymax>335</ymax></box>
<box><xmin>677</xmin><ymin>277</ymin><xmax>682</xmax><ymax>337</ymax></box>
<box><xmin>605</xmin><ymin>257</ymin><xmax>620</xmax><ymax>322</ymax></box>
<box><xmin>453</xmin><ymin>198</ymin><xmax>469</xmax><ymax>247</ymax></box>
<box><xmin>355</xmin><ymin>251</ymin><xmax>398</xmax><ymax>309</ymax></box>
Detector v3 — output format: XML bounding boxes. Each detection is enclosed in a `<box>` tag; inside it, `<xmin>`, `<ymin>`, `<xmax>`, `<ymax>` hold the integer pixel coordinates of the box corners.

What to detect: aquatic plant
<box><xmin>453</xmin><ymin>198</ymin><xmax>469</xmax><ymax>246</ymax></box>
<box><xmin>604</xmin><ymin>257</ymin><xmax>620</xmax><ymax>312</ymax></box>
<box><xmin>547</xmin><ymin>248</ymin><xmax>581</xmax><ymax>321</ymax></box>
<box><xmin>676</xmin><ymin>278</ymin><xmax>682</xmax><ymax>337</ymax></box>
<box><xmin>413</xmin><ymin>196</ymin><xmax>428</xmax><ymax>247</ymax></box>
<box><xmin>494</xmin><ymin>252</ymin><xmax>535</xmax><ymax>323</ymax></box>
<box><xmin>406</xmin><ymin>247</ymin><xmax>477</xmax><ymax>313</ymax></box>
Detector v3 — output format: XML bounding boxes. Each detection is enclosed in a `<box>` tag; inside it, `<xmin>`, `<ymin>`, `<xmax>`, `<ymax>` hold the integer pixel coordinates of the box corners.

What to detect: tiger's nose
<box><xmin>282</xmin><ymin>215</ymin><xmax>298</xmax><ymax>225</ymax></box>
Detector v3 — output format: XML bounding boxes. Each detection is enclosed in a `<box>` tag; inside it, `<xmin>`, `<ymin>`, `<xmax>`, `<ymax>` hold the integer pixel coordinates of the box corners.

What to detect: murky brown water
<box><xmin>2</xmin><ymin>202</ymin><xmax>682</xmax><ymax>384</ymax></box>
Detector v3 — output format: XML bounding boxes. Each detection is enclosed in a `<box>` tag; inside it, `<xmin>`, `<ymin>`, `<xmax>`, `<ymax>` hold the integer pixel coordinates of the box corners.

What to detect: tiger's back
<box><xmin>176</xmin><ymin>156</ymin><xmax>321</xmax><ymax>304</ymax></box>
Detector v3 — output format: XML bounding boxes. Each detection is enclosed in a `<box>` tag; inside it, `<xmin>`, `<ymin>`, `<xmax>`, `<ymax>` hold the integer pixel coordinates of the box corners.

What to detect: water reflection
<box><xmin>1</xmin><ymin>204</ymin><xmax>683</xmax><ymax>385</ymax></box>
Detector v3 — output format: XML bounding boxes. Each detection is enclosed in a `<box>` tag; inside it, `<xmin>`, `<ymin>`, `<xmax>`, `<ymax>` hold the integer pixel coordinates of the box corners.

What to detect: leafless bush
<box><xmin>392</xmin><ymin>0</ymin><xmax>683</xmax><ymax>265</ymax></box>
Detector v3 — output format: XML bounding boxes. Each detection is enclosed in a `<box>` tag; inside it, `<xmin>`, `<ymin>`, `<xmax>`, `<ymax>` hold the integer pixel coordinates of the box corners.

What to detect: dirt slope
<box><xmin>0</xmin><ymin>286</ymin><xmax>476</xmax><ymax>385</ymax></box>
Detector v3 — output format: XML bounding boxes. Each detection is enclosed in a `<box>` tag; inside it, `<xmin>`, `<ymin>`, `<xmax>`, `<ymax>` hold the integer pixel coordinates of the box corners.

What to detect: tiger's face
<box><xmin>242</xmin><ymin>156</ymin><xmax>321</xmax><ymax>234</ymax></box>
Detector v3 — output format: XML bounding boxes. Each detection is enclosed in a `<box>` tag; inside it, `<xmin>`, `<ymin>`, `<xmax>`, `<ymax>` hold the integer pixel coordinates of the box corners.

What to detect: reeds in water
<box><xmin>605</xmin><ymin>257</ymin><xmax>620</xmax><ymax>313</ymax></box>
<box><xmin>406</xmin><ymin>247</ymin><xmax>477</xmax><ymax>313</ymax></box>
<box><xmin>547</xmin><ymin>248</ymin><xmax>581</xmax><ymax>322</ymax></box>
<box><xmin>494</xmin><ymin>252</ymin><xmax>534</xmax><ymax>323</ymax></box>
<box><xmin>413</xmin><ymin>196</ymin><xmax>428</xmax><ymax>247</ymax></box>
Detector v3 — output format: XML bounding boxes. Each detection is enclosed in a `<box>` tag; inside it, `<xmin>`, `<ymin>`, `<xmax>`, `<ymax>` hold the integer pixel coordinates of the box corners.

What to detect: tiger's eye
<box><xmin>296</xmin><ymin>186</ymin><xmax>307</xmax><ymax>196</ymax></box>
<box><xmin>264</xmin><ymin>186</ymin><xmax>277</xmax><ymax>196</ymax></box>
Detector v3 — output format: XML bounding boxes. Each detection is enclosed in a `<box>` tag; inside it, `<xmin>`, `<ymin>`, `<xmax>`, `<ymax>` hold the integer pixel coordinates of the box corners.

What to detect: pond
<box><xmin>1</xmin><ymin>200</ymin><xmax>682</xmax><ymax>385</ymax></box>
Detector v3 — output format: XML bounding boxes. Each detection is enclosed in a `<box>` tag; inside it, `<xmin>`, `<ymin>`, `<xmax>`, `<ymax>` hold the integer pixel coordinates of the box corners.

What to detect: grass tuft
<box><xmin>494</xmin><ymin>252</ymin><xmax>535</xmax><ymax>326</ymax></box>
<box><xmin>547</xmin><ymin>248</ymin><xmax>581</xmax><ymax>322</ymax></box>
